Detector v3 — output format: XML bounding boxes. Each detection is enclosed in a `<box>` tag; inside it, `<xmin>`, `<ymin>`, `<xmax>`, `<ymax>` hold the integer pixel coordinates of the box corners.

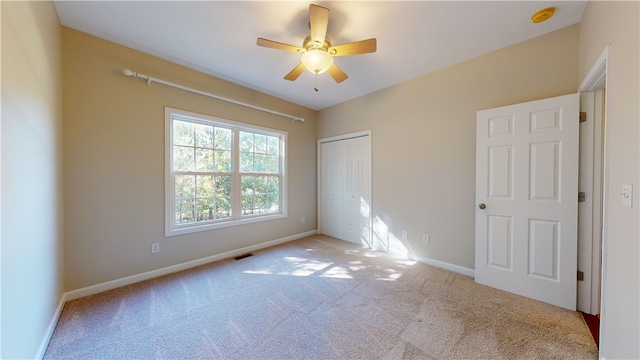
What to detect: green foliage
<box><xmin>239</xmin><ymin>131</ymin><xmax>280</xmax><ymax>174</ymax></box>
<box><xmin>241</xmin><ymin>175</ymin><xmax>279</xmax><ymax>215</ymax></box>
<box><xmin>173</xmin><ymin>121</ymin><xmax>194</xmax><ymax>146</ymax></box>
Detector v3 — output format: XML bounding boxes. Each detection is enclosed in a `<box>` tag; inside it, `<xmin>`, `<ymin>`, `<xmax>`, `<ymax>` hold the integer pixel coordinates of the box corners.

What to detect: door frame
<box><xmin>578</xmin><ymin>90</ymin><xmax>605</xmax><ymax>315</ymax></box>
<box><xmin>578</xmin><ymin>46</ymin><xmax>609</xmax><ymax>346</ymax></box>
<box><xmin>317</xmin><ymin>130</ymin><xmax>372</xmax><ymax>244</ymax></box>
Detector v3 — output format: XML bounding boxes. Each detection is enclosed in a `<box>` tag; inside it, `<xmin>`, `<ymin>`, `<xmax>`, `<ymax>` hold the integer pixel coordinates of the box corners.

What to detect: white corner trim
<box><xmin>64</xmin><ymin>230</ymin><xmax>318</xmax><ymax>302</ymax></box>
<box><xmin>36</xmin><ymin>294</ymin><xmax>66</xmax><ymax>359</ymax></box>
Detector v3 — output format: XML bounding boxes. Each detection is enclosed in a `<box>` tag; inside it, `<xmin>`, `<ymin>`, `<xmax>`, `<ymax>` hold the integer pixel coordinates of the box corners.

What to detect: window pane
<box><xmin>255</xmin><ymin>194</ymin><xmax>267</xmax><ymax>213</ymax></box>
<box><xmin>265</xmin><ymin>155</ymin><xmax>279</xmax><ymax>173</ymax></box>
<box><xmin>254</xmin><ymin>154</ymin><xmax>266</xmax><ymax>173</ymax></box>
<box><xmin>173</xmin><ymin>120</ymin><xmax>194</xmax><ymax>146</ymax></box>
<box><xmin>173</xmin><ymin>146</ymin><xmax>194</xmax><ymax>171</ymax></box>
<box><xmin>195</xmin><ymin>124</ymin><xmax>213</xmax><ymax>148</ymax></box>
<box><xmin>267</xmin><ymin>194</ymin><xmax>279</xmax><ymax>212</ymax></box>
<box><xmin>267</xmin><ymin>176</ymin><xmax>279</xmax><ymax>194</ymax></box>
<box><xmin>241</xmin><ymin>176</ymin><xmax>255</xmax><ymax>195</ymax></box>
<box><xmin>241</xmin><ymin>195</ymin><xmax>254</xmax><ymax>215</ymax></box>
<box><xmin>267</xmin><ymin>136</ymin><xmax>279</xmax><ymax>155</ymax></box>
<box><xmin>240</xmin><ymin>175</ymin><xmax>279</xmax><ymax>216</ymax></box>
<box><xmin>216</xmin><ymin>176</ymin><xmax>231</xmax><ymax>197</ymax></box>
<box><xmin>239</xmin><ymin>151</ymin><xmax>253</xmax><ymax>173</ymax></box>
<box><xmin>215</xmin><ymin>128</ymin><xmax>232</xmax><ymax>150</ymax></box>
<box><xmin>196</xmin><ymin>198</ymin><xmax>215</xmax><ymax>221</ymax></box>
<box><xmin>175</xmin><ymin>175</ymin><xmax>195</xmax><ymax>199</ymax></box>
<box><xmin>214</xmin><ymin>150</ymin><xmax>231</xmax><ymax>172</ymax></box>
<box><xmin>239</xmin><ymin>131</ymin><xmax>253</xmax><ymax>152</ymax></box>
<box><xmin>254</xmin><ymin>134</ymin><xmax>267</xmax><ymax>154</ymax></box>
<box><xmin>195</xmin><ymin>148</ymin><xmax>214</xmax><ymax>171</ymax></box>
<box><xmin>216</xmin><ymin>197</ymin><xmax>231</xmax><ymax>218</ymax></box>
<box><xmin>176</xmin><ymin>200</ymin><xmax>195</xmax><ymax>224</ymax></box>
<box><xmin>196</xmin><ymin>175</ymin><xmax>214</xmax><ymax>198</ymax></box>
<box><xmin>255</xmin><ymin>175</ymin><xmax>268</xmax><ymax>194</ymax></box>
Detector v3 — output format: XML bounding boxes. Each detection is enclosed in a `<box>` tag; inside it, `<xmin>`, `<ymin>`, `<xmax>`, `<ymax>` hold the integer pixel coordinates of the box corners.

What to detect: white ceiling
<box><xmin>53</xmin><ymin>1</ymin><xmax>587</xmax><ymax>111</ymax></box>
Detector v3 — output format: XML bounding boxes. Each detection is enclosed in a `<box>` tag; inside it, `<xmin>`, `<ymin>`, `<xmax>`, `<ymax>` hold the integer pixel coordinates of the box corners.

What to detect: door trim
<box><xmin>578</xmin><ymin>90</ymin><xmax>605</xmax><ymax>315</ymax></box>
<box><xmin>578</xmin><ymin>46</ymin><xmax>609</xmax><ymax>350</ymax></box>
<box><xmin>317</xmin><ymin>130</ymin><xmax>372</xmax><ymax>242</ymax></box>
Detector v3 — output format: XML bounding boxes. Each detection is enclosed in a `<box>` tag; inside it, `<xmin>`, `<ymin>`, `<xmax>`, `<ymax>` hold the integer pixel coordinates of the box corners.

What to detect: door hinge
<box><xmin>577</xmin><ymin>271</ymin><xmax>585</xmax><ymax>281</ymax></box>
<box><xmin>578</xmin><ymin>192</ymin><xmax>586</xmax><ymax>202</ymax></box>
<box><xmin>580</xmin><ymin>112</ymin><xmax>587</xmax><ymax>122</ymax></box>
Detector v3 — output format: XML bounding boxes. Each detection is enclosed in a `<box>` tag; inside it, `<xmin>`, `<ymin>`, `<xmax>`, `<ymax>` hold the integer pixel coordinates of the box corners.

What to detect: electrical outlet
<box><xmin>422</xmin><ymin>234</ymin><xmax>430</xmax><ymax>244</ymax></box>
<box><xmin>151</xmin><ymin>243</ymin><xmax>160</xmax><ymax>254</ymax></box>
<box><xmin>301</xmin><ymin>216</ymin><xmax>306</xmax><ymax>223</ymax></box>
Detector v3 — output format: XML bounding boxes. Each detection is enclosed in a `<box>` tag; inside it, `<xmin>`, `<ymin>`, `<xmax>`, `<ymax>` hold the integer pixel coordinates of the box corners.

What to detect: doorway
<box><xmin>578</xmin><ymin>88</ymin><xmax>606</xmax><ymax>315</ymax></box>
<box><xmin>577</xmin><ymin>47</ymin><xmax>609</xmax><ymax>350</ymax></box>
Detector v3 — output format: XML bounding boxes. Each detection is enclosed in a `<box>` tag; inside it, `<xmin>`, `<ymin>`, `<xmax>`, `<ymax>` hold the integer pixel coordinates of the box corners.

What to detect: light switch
<box><xmin>622</xmin><ymin>184</ymin><xmax>633</xmax><ymax>208</ymax></box>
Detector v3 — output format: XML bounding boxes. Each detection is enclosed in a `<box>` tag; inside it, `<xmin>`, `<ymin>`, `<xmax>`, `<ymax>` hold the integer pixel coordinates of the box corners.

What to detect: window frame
<box><xmin>165</xmin><ymin>107</ymin><xmax>287</xmax><ymax>237</ymax></box>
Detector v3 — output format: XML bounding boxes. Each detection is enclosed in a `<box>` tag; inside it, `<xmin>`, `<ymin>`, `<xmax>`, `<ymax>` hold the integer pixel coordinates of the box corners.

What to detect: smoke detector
<box><xmin>532</xmin><ymin>7</ymin><xmax>555</xmax><ymax>24</ymax></box>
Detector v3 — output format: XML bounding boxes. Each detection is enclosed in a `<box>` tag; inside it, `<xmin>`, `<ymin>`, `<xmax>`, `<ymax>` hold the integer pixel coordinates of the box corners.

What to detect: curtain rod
<box><xmin>122</xmin><ymin>69</ymin><xmax>305</xmax><ymax>123</ymax></box>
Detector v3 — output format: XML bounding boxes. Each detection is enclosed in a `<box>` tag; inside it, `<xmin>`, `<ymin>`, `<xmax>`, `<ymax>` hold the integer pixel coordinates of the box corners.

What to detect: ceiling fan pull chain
<box><xmin>314</xmin><ymin>73</ymin><xmax>319</xmax><ymax>92</ymax></box>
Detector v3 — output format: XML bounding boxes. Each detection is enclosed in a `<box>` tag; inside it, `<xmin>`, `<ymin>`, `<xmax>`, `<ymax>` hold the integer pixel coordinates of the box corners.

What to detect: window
<box><xmin>165</xmin><ymin>108</ymin><xmax>286</xmax><ymax>236</ymax></box>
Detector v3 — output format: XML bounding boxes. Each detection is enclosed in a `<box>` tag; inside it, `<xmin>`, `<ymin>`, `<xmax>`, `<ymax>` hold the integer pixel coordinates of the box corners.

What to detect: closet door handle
<box><xmin>478</xmin><ymin>203</ymin><xmax>486</xmax><ymax>209</ymax></box>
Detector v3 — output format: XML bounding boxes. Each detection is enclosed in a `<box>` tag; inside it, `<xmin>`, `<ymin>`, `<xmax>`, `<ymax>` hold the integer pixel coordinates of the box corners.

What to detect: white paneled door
<box><xmin>321</xmin><ymin>140</ymin><xmax>344</xmax><ymax>239</ymax></box>
<box><xmin>475</xmin><ymin>94</ymin><xmax>579</xmax><ymax>310</ymax></box>
<box><xmin>320</xmin><ymin>134</ymin><xmax>371</xmax><ymax>246</ymax></box>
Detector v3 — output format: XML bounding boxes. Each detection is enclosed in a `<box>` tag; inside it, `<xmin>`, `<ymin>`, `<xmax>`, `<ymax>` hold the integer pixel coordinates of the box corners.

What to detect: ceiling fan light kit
<box><xmin>257</xmin><ymin>4</ymin><xmax>377</xmax><ymax>84</ymax></box>
<box><xmin>301</xmin><ymin>49</ymin><xmax>334</xmax><ymax>74</ymax></box>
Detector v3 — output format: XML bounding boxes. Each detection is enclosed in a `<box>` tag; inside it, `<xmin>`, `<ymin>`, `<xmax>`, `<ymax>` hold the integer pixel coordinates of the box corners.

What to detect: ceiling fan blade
<box><xmin>327</xmin><ymin>63</ymin><xmax>348</xmax><ymax>83</ymax></box>
<box><xmin>329</xmin><ymin>38</ymin><xmax>377</xmax><ymax>56</ymax></box>
<box><xmin>284</xmin><ymin>63</ymin><xmax>307</xmax><ymax>81</ymax></box>
<box><xmin>309</xmin><ymin>4</ymin><xmax>330</xmax><ymax>44</ymax></box>
<box><xmin>257</xmin><ymin>38</ymin><xmax>304</xmax><ymax>53</ymax></box>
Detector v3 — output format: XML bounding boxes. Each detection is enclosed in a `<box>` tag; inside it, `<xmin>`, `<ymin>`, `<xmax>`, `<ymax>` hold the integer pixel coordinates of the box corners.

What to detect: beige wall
<box><xmin>1</xmin><ymin>1</ymin><xmax>64</xmax><ymax>358</ymax></box>
<box><xmin>318</xmin><ymin>25</ymin><xmax>579</xmax><ymax>270</ymax></box>
<box><xmin>579</xmin><ymin>2</ymin><xmax>639</xmax><ymax>358</ymax></box>
<box><xmin>62</xmin><ymin>28</ymin><xmax>318</xmax><ymax>291</ymax></box>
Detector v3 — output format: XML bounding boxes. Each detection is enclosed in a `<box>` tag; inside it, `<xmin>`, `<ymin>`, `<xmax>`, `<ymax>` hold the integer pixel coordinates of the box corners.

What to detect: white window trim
<box><xmin>165</xmin><ymin>107</ymin><xmax>287</xmax><ymax>237</ymax></box>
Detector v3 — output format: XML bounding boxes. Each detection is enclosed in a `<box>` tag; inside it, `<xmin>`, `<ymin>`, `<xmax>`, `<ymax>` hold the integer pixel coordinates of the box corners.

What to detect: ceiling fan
<box><xmin>256</xmin><ymin>4</ymin><xmax>377</xmax><ymax>83</ymax></box>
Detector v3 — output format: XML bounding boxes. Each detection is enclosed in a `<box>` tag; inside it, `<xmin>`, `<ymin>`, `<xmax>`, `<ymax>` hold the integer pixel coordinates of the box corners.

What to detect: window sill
<box><xmin>165</xmin><ymin>212</ymin><xmax>287</xmax><ymax>237</ymax></box>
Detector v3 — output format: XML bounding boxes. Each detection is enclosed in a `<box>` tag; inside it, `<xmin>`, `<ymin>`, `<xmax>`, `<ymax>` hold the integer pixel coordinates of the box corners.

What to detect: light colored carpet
<box><xmin>45</xmin><ymin>235</ymin><xmax>598</xmax><ymax>359</ymax></box>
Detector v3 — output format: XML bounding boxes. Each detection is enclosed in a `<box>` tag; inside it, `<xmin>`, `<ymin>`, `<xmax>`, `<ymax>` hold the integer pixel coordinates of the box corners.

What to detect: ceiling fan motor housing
<box><xmin>303</xmin><ymin>36</ymin><xmax>331</xmax><ymax>52</ymax></box>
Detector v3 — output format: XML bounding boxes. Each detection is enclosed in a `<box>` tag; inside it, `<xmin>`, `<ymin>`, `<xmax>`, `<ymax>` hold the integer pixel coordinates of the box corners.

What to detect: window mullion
<box><xmin>232</xmin><ymin>128</ymin><xmax>242</xmax><ymax>220</ymax></box>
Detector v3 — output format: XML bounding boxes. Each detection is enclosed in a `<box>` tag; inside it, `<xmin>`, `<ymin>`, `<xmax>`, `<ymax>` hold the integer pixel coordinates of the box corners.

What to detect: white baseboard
<box><xmin>385</xmin><ymin>247</ymin><xmax>475</xmax><ymax>278</ymax></box>
<box><xmin>39</xmin><ymin>230</ymin><xmax>317</xmax><ymax>359</ymax></box>
<box><xmin>36</xmin><ymin>293</ymin><xmax>66</xmax><ymax>359</ymax></box>
<box><xmin>408</xmin><ymin>253</ymin><xmax>475</xmax><ymax>277</ymax></box>
<box><xmin>65</xmin><ymin>230</ymin><xmax>318</xmax><ymax>301</ymax></box>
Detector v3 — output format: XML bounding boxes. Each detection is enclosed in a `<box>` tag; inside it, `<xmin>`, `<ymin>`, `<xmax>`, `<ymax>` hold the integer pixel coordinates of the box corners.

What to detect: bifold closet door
<box><xmin>320</xmin><ymin>135</ymin><xmax>371</xmax><ymax>246</ymax></box>
<box><xmin>321</xmin><ymin>140</ymin><xmax>344</xmax><ymax>239</ymax></box>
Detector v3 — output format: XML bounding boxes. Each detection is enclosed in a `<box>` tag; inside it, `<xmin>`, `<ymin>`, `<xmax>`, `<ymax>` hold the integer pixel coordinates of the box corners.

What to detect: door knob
<box><xmin>479</xmin><ymin>203</ymin><xmax>486</xmax><ymax>209</ymax></box>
